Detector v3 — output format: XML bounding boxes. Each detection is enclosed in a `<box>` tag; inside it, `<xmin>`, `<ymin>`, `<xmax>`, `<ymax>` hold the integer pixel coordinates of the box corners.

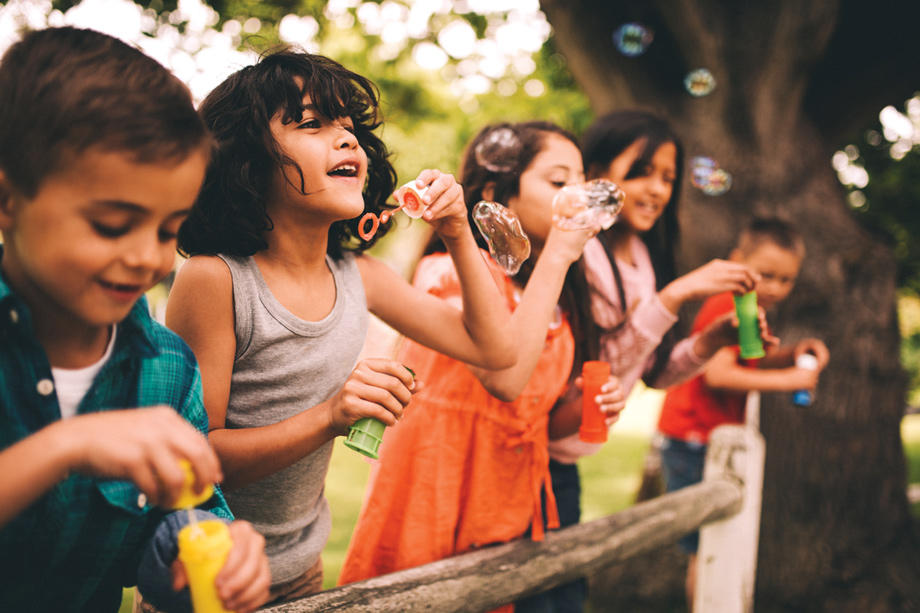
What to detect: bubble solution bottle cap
<box><xmin>171</xmin><ymin>459</ymin><xmax>215</xmax><ymax>509</ymax></box>
<box><xmin>733</xmin><ymin>291</ymin><xmax>765</xmax><ymax>359</ymax></box>
<box><xmin>178</xmin><ymin>520</ymin><xmax>232</xmax><ymax>613</ymax></box>
<box><xmin>792</xmin><ymin>353</ymin><xmax>819</xmax><ymax>407</ymax></box>
<box><xmin>579</xmin><ymin>361</ymin><xmax>611</xmax><ymax>444</ymax></box>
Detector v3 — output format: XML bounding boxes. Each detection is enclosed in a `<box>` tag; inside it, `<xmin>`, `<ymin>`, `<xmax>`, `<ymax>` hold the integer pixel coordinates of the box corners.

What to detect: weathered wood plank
<box><xmin>262</xmin><ymin>478</ymin><xmax>742</xmax><ymax>612</ymax></box>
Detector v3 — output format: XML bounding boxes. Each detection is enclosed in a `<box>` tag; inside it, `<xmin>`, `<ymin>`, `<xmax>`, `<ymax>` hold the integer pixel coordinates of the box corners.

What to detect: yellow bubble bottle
<box><xmin>172</xmin><ymin>460</ymin><xmax>228</xmax><ymax>613</ymax></box>
<box><xmin>177</xmin><ymin>520</ymin><xmax>232</xmax><ymax>613</ymax></box>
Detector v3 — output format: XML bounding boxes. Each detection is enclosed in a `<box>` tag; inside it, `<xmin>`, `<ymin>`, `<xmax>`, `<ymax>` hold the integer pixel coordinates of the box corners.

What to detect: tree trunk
<box><xmin>540</xmin><ymin>0</ymin><xmax>920</xmax><ymax>609</ymax></box>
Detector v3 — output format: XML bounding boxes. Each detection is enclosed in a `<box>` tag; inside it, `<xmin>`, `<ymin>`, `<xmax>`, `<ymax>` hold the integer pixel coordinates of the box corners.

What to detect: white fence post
<box><xmin>694</xmin><ymin>392</ymin><xmax>765</xmax><ymax>613</ymax></box>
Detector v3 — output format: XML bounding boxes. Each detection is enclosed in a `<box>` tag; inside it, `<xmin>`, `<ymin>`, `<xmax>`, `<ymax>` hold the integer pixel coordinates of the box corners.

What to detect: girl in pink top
<box><xmin>534</xmin><ymin>111</ymin><xmax>759</xmax><ymax>612</ymax></box>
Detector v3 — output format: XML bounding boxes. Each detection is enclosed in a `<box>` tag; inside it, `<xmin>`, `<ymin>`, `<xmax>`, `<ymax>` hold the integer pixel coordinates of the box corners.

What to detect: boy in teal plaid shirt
<box><xmin>0</xmin><ymin>27</ymin><xmax>269</xmax><ymax>612</ymax></box>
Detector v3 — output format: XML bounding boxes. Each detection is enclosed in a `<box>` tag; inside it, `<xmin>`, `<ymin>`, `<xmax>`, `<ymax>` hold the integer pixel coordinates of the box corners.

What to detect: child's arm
<box><xmin>466</xmin><ymin>224</ymin><xmax>593</xmax><ymax>401</ymax></box>
<box><xmin>759</xmin><ymin>338</ymin><xmax>830</xmax><ymax>370</ymax></box>
<box><xmin>0</xmin><ymin>407</ymin><xmax>221</xmax><ymax>528</ymax></box>
<box><xmin>360</xmin><ymin>170</ymin><xmax>515</xmax><ymax>370</ymax></box>
<box><xmin>167</xmin><ymin>257</ymin><xmax>416</xmax><ymax>491</ymax></box>
<box><xmin>702</xmin><ymin>346</ymin><xmax>821</xmax><ymax>392</ymax></box>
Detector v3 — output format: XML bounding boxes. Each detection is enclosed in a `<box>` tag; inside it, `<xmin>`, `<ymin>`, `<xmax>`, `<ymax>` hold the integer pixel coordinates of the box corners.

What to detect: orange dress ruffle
<box><xmin>339</xmin><ymin>253</ymin><xmax>574</xmax><ymax>612</ymax></box>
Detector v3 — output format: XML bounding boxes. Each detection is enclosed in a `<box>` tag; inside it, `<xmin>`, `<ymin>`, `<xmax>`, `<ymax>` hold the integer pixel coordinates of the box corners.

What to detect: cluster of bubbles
<box><xmin>552</xmin><ymin>179</ymin><xmax>625</xmax><ymax>231</ymax></box>
<box><xmin>472</xmin><ymin>200</ymin><xmax>531</xmax><ymax>275</ymax></box>
<box><xmin>474</xmin><ymin>127</ymin><xmax>523</xmax><ymax>174</ymax></box>
<box><xmin>612</xmin><ymin>23</ymin><xmax>654</xmax><ymax>57</ymax></box>
<box><xmin>690</xmin><ymin>156</ymin><xmax>732</xmax><ymax>196</ymax></box>
<box><xmin>684</xmin><ymin>68</ymin><xmax>716</xmax><ymax>97</ymax></box>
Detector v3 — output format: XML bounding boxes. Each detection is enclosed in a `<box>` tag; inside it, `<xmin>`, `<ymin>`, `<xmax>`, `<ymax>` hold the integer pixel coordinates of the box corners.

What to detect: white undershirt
<box><xmin>51</xmin><ymin>326</ymin><xmax>117</xmax><ymax>419</ymax></box>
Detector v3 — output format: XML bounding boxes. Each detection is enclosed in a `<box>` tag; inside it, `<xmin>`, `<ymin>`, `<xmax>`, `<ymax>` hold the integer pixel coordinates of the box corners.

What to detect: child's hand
<box><xmin>171</xmin><ymin>520</ymin><xmax>271</xmax><ymax>613</ymax></box>
<box><xmin>326</xmin><ymin>359</ymin><xmax>419</xmax><ymax>434</ymax></box>
<box><xmin>598</xmin><ymin>375</ymin><xmax>627</xmax><ymax>427</ymax></box>
<box><xmin>412</xmin><ymin>169</ymin><xmax>468</xmax><ymax>240</ymax></box>
<box><xmin>661</xmin><ymin>259</ymin><xmax>760</xmax><ymax>312</ymax></box>
<box><xmin>543</xmin><ymin>223</ymin><xmax>597</xmax><ymax>268</ymax></box>
<box><xmin>58</xmin><ymin>406</ymin><xmax>221</xmax><ymax>508</ymax></box>
<box><xmin>795</xmin><ymin>339</ymin><xmax>829</xmax><ymax>370</ymax></box>
<box><xmin>695</xmin><ymin>307</ymin><xmax>777</xmax><ymax>359</ymax></box>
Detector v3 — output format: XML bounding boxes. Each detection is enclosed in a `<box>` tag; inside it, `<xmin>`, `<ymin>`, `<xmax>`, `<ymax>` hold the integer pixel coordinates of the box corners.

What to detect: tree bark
<box><xmin>540</xmin><ymin>0</ymin><xmax>920</xmax><ymax>610</ymax></box>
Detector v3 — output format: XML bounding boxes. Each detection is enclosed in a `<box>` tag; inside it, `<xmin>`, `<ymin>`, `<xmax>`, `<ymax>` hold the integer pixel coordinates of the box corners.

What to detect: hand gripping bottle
<box><xmin>345</xmin><ymin>366</ymin><xmax>415</xmax><ymax>459</ymax></box>
<box><xmin>579</xmin><ymin>361</ymin><xmax>611</xmax><ymax>443</ymax></box>
<box><xmin>173</xmin><ymin>460</ymin><xmax>230</xmax><ymax>613</ymax></box>
<box><xmin>733</xmin><ymin>291</ymin><xmax>765</xmax><ymax>359</ymax></box>
<box><xmin>792</xmin><ymin>353</ymin><xmax>819</xmax><ymax>406</ymax></box>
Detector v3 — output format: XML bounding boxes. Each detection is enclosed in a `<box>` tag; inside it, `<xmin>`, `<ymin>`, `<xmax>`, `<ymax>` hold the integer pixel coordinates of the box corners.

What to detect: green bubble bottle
<box><xmin>733</xmin><ymin>291</ymin><xmax>765</xmax><ymax>359</ymax></box>
<box><xmin>344</xmin><ymin>366</ymin><xmax>415</xmax><ymax>459</ymax></box>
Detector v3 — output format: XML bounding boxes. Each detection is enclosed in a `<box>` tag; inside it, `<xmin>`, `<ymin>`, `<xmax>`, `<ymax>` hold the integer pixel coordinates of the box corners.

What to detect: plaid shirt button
<box><xmin>9</xmin><ymin>309</ymin><xmax>18</xmax><ymax>323</ymax></box>
<box><xmin>36</xmin><ymin>379</ymin><xmax>54</xmax><ymax>396</ymax></box>
<box><xmin>137</xmin><ymin>493</ymin><xmax>147</xmax><ymax>508</ymax></box>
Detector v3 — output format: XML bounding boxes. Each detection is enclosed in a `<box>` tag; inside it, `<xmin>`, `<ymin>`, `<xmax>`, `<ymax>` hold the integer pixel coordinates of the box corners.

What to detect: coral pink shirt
<box><xmin>340</xmin><ymin>253</ymin><xmax>574</xmax><ymax>598</ymax></box>
<box><xmin>549</xmin><ymin>236</ymin><xmax>707</xmax><ymax>463</ymax></box>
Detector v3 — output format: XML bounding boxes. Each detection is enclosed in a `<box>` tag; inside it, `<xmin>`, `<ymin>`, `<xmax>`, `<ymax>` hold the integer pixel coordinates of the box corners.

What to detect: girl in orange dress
<box><xmin>339</xmin><ymin>122</ymin><xmax>626</xmax><ymax>610</ymax></box>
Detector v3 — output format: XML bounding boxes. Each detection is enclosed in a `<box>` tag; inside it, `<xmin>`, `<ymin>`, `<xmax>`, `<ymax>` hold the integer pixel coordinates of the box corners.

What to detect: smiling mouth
<box><xmin>328</xmin><ymin>164</ymin><xmax>358</xmax><ymax>177</ymax></box>
<box><xmin>99</xmin><ymin>280</ymin><xmax>143</xmax><ymax>294</ymax></box>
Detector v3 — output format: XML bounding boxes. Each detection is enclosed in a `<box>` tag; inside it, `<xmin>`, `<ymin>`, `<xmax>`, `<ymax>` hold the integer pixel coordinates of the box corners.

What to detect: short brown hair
<box><xmin>0</xmin><ymin>27</ymin><xmax>208</xmax><ymax>197</ymax></box>
<box><xmin>736</xmin><ymin>216</ymin><xmax>805</xmax><ymax>258</ymax></box>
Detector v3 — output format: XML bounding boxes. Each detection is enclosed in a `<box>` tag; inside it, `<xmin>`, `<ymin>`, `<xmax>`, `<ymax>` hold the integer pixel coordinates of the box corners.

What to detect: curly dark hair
<box><xmin>428</xmin><ymin>121</ymin><xmax>600</xmax><ymax>369</ymax></box>
<box><xmin>178</xmin><ymin>49</ymin><xmax>397</xmax><ymax>259</ymax></box>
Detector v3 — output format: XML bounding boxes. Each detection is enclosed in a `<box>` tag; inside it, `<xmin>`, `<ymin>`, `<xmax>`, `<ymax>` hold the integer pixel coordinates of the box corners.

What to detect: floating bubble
<box><xmin>689</xmin><ymin>156</ymin><xmax>718</xmax><ymax>190</ymax></box>
<box><xmin>472</xmin><ymin>200</ymin><xmax>531</xmax><ymax>276</ymax></box>
<box><xmin>552</xmin><ymin>179</ymin><xmax>625</xmax><ymax>231</ymax></box>
<box><xmin>474</xmin><ymin>127</ymin><xmax>522</xmax><ymax>173</ymax></box>
<box><xmin>684</xmin><ymin>68</ymin><xmax>716</xmax><ymax>97</ymax></box>
<box><xmin>701</xmin><ymin>168</ymin><xmax>732</xmax><ymax>196</ymax></box>
<box><xmin>612</xmin><ymin>23</ymin><xmax>653</xmax><ymax>57</ymax></box>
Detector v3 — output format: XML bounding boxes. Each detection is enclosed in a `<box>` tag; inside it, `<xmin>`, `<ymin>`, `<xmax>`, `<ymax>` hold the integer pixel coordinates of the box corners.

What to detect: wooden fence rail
<box><xmin>262</xmin><ymin>424</ymin><xmax>760</xmax><ymax>613</ymax></box>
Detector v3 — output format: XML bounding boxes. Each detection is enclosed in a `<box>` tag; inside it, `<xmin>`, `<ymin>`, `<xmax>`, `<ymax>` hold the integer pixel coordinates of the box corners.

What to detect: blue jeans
<box><xmin>660</xmin><ymin>436</ymin><xmax>707</xmax><ymax>553</ymax></box>
<box><xmin>515</xmin><ymin>459</ymin><xmax>586</xmax><ymax>613</ymax></box>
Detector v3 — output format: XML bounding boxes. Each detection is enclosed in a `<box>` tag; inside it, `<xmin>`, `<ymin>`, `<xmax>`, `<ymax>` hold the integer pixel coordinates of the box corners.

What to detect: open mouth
<box><xmin>328</xmin><ymin>163</ymin><xmax>359</xmax><ymax>178</ymax></box>
<box><xmin>99</xmin><ymin>280</ymin><xmax>143</xmax><ymax>294</ymax></box>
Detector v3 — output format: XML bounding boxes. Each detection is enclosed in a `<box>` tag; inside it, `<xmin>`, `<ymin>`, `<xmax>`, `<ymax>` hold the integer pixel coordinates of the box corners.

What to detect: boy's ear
<box><xmin>482</xmin><ymin>181</ymin><xmax>496</xmax><ymax>202</ymax></box>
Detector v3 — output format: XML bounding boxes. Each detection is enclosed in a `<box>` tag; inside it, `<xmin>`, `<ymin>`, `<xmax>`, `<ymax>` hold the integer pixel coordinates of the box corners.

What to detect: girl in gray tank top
<box><xmin>168</xmin><ymin>50</ymin><xmax>514</xmax><ymax>598</ymax></box>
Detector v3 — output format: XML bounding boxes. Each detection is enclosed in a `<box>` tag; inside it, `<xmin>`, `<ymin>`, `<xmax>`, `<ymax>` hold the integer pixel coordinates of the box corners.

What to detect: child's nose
<box><xmin>124</xmin><ymin>234</ymin><xmax>170</xmax><ymax>271</ymax></box>
<box><xmin>335</xmin><ymin>127</ymin><xmax>358</xmax><ymax>150</ymax></box>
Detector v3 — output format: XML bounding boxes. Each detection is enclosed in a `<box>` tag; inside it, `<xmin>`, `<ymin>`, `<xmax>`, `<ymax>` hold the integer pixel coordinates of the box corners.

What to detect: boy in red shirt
<box><xmin>657</xmin><ymin>217</ymin><xmax>829</xmax><ymax>607</ymax></box>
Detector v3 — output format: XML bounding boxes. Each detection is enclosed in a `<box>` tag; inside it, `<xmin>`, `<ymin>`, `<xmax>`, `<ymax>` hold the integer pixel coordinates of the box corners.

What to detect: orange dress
<box><xmin>339</xmin><ymin>253</ymin><xmax>575</xmax><ymax>604</ymax></box>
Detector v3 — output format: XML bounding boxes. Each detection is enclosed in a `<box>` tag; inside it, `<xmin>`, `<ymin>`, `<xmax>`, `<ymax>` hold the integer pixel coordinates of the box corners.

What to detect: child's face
<box><xmin>268</xmin><ymin>96</ymin><xmax>368</xmax><ymax>222</ymax></box>
<box><xmin>506</xmin><ymin>133</ymin><xmax>584</xmax><ymax>246</ymax></box>
<box><xmin>0</xmin><ymin>148</ymin><xmax>207</xmax><ymax>331</ymax></box>
<box><xmin>601</xmin><ymin>140</ymin><xmax>677</xmax><ymax>234</ymax></box>
<box><xmin>733</xmin><ymin>242</ymin><xmax>802</xmax><ymax>309</ymax></box>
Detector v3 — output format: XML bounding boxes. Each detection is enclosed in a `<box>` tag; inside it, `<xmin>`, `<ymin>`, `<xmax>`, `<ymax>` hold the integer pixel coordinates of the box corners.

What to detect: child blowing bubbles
<box><xmin>657</xmin><ymin>217</ymin><xmax>828</xmax><ymax>607</ymax></box>
<box><xmin>0</xmin><ymin>27</ymin><xmax>269</xmax><ymax>613</ymax></box>
<box><xmin>339</xmin><ymin>122</ymin><xmax>625</xmax><ymax>599</ymax></box>
<box><xmin>166</xmin><ymin>50</ymin><xmax>515</xmax><ymax>601</ymax></box>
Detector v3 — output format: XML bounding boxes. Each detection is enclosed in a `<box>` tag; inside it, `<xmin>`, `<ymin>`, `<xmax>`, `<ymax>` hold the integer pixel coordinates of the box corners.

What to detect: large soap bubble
<box><xmin>552</xmin><ymin>179</ymin><xmax>625</xmax><ymax>231</ymax></box>
<box><xmin>612</xmin><ymin>23</ymin><xmax>653</xmax><ymax>57</ymax></box>
<box><xmin>684</xmin><ymin>68</ymin><xmax>716</xmax><ymax>97</ymax></box>
<box><xmin>472</xmin><ymin>200</ymin><xmax>531</xmax><ymax>276</ymax></box>
<box><xmin>474</xmin><ymin>127</ymin><xmax>522</xmax><ymax>173</ymax></box>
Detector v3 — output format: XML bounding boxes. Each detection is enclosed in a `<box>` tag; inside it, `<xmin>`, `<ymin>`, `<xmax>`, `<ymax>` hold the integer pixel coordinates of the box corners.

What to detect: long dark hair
<box><xmin>178</xmin><ymin>49</ymin><xmax>397</xmax><ymax>259</ymax></box>
<box><xmin>581</xmin><ymin>110</ymin><xmax>684</xmax><ymax>385</ymax></box>
<box><xmin>429</xmin><ymin>121</ymin><xmax>601</xmax><ymax>370</ymax></box>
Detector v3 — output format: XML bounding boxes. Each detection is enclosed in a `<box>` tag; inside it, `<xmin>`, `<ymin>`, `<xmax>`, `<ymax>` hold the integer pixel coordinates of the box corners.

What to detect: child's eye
<box><xmin>551</xmin><ymin>181</ymin><xmax>567</xmax><ymax>188</ymax></box>
<box><xmin>297</xmin><ymin>119</ymin><xmax>321</xmax><ymax>130</ymax></box>
<box><xmin>91</xmin><ymin>222</ymin><xmax>129</xmax><ymax>238</ymax></box>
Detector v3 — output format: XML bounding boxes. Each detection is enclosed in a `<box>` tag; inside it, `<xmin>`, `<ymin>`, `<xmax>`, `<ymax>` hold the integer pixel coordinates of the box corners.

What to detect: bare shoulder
<box><xmin>174</xmin><ymin>255</ymin><xmax>232</xmax><ymax>286</ymax></box>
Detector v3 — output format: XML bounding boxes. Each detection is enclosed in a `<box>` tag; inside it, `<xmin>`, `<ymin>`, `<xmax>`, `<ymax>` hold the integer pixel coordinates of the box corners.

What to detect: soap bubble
<box><xmin>552</xmin><ymin>179</ymin><xmax>625</xmax><ymax>231</ymax></box>
<box><xmin>472</xmin><ymin>200</ymin><xmax>531</xmax><ymax>276</ymax></box>
<box><xmin>701</xmin><ymin>168</ymin><xmax>732</xmax><ymax>196</ymax></box>
<box><xmin>684</xmin><ymin>68</ymin><xmax>716</xmax><ymax>97</ymax></box>
<box><xmin>689</xmin><ymin>156</ymin><xmax>718</xmax><ymax>189</ymax></box>
<box><xmin>612</xmin><ymin>23</ymin><xmax>653</xmax><ymax>57</ymax></box>
<box><xmin>474</xmin><ymin>127</ymin><xmax>523</xmax><ymax>173</ymax></box>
